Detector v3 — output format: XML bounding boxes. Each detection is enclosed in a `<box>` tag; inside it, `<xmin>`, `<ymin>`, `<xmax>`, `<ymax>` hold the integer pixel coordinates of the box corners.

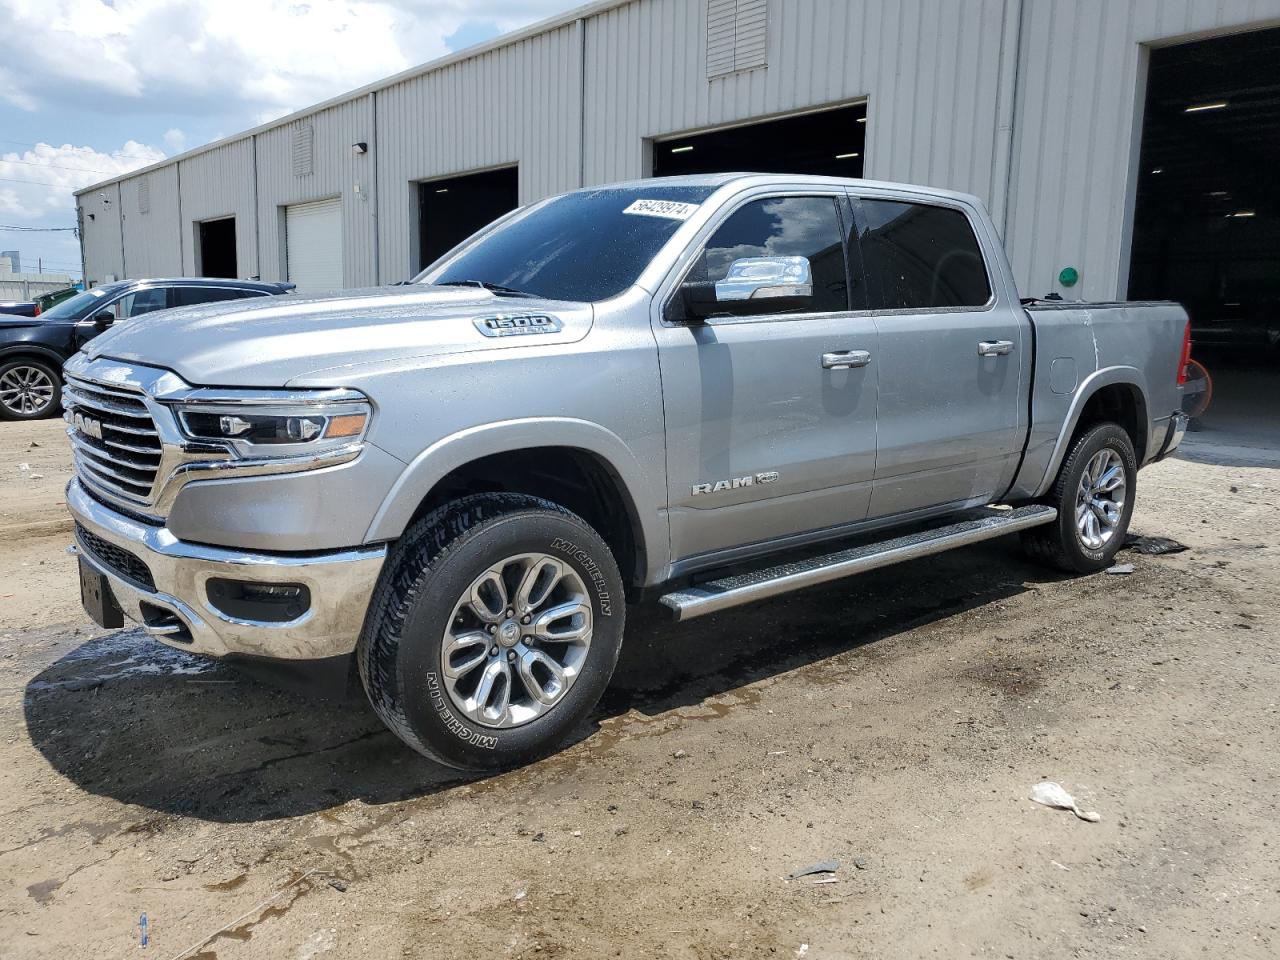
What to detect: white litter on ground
<box><xmin>1029</xmin><ymin>781</ymin><xmax>1102</xmax><ymax>822</ymax></box>
<box><xmin>27</xmin><ymin>629</ymin><xmax>215</xmax><ymax>690</ymax></box>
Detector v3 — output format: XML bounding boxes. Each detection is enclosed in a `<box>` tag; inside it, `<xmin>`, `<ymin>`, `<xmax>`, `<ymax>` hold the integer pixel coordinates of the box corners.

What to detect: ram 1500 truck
<box><xmin>63</xmin><ymin>174</ymin><xmax>1189</xmax><ymax>769</ymax></box>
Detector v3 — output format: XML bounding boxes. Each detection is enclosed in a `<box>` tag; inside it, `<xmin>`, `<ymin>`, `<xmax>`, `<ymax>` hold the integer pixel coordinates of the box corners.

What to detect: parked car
<box><xmin>0</xmin><ymin>278</ymin><xmax>293</xmax><ymax>420</ymax></box>
<box><xmin>0</xmin><ymin>300</ymin><xmax>38</xmax><ymax>317</ymax></box>
<box><xmin>63</xmin><ymin>174</ymin><xmax>1188</xmax><ymax>770</ymax></box>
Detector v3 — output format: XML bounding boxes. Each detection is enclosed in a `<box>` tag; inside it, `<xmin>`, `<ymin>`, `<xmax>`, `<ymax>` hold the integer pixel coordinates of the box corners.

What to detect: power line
<box><xmin>0</xmin><ymin>138</ymin><xmax>163</xmax><ymax>163</ymax></box>
<box><xmin>0</xmin><ymin>224</ymin><xmax>79</xmax><ymax>232</ymax></box>
<box><xmin>0</xmin><ymin>156</ymin><xmax>140</xmax><ymax>176</ymax></box>
<box><xmin>0</xmin><ymin>176</ymin><xmax>71</xmax><ymax>188</ymax></box>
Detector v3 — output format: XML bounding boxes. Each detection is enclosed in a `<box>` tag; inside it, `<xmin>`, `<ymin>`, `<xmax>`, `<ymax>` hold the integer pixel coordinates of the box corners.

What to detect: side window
<box><xmin>692</xmin><ymin>196</ymin><xmax>848</xmax><ymax>315</ymax></box>
<box><xmin>112</xmin><ymin>287</ymin><xmax>170</xmax><ymax>320</ymax></box>
<box><xmin>172</xmin><ymin>287</ymin><xmax>263</xmax><ymax>307</ymax></box>
<box><xmin>856</xmin><ymin>200</ymin><xmax>991</xmax><ymax>310</ymax></box>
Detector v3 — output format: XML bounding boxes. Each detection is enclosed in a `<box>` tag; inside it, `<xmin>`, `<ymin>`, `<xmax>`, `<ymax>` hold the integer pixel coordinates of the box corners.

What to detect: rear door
<box><xmin>851</xmin><ymin>195</ymin><xmax>1025</xmax><ymax>517</ymax></box>
<box><xmin>285</xmin><ymin>198</ymin><xmax>344</xmax><ymax>293</ymax></box>
<box><xmin>654</xmin><ymin>191</ymin><xmax>879</xmax><ymax>564</ymax></box>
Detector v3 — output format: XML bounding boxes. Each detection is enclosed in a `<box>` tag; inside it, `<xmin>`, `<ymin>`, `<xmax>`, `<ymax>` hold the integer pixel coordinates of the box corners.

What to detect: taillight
<box><xmin>33</xmin><ymin>303</ymin><xmax>40</xmax><ymax>316</ymax></box>
<box><xmin>1177</xmin><ymin>321</ymin><xmax>1192</xmax><ymax>386</ymax></box>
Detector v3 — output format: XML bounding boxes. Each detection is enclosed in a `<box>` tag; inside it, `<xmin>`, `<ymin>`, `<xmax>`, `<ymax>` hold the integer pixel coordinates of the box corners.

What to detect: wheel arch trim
<box><xmin>364</xmin><ymin>417</ymin><xmax>663</xmax><ymax>582</ymax></box>
<box><xmin>0</xmin><ymin>344</ymin><xmax>67</xmax><ymax>368</ymax></box>
<box><xmin>1032</xmin><ymin>366</ymin><xmax>1150</xmax><ymax>498</ymax></box>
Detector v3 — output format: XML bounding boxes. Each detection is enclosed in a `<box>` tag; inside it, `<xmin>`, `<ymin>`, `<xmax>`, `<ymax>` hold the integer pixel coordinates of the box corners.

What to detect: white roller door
<box><xmin>285</xmin><ymin>198</ymin><xmax>343</xmax><ymax>293</ymax></box>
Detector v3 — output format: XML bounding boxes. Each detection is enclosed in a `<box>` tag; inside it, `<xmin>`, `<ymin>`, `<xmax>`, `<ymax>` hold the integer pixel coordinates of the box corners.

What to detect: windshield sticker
<box><xmin>473</xmin><ymin>313</ymin><xmax>563</xmax><ymax>338</ymax></box>
<box><xmin>623</xmin><ymin>199</ymin><xmax>700</xmax><ymax>221</ymax></box>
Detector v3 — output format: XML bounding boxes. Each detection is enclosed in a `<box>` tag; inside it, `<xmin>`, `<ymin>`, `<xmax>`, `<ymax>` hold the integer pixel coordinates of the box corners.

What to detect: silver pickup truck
<box><xmin>63</xmin><ymin>173</ymin><xmax>1189</xmax><ymax>768</ymax></box>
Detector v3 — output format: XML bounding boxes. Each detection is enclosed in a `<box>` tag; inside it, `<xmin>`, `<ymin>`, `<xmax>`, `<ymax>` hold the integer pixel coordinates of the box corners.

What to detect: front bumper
<box><xmin>67</xmin><ymin>478</ymin><xmax>387</xmax><ymax>660</ymax></box>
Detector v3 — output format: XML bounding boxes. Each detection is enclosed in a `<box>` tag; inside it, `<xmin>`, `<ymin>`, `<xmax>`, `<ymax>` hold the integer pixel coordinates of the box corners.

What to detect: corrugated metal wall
<box><xmin>118</xmin><ymin>166</ymin><xmax>182</xmax><ymax>278</ymax></box>
<box><xmin>78</xmin><ymin>184</ymin><xmax>124</xmax><ymax>285</ymax></box>
<box><xmin>256</xmin><ymin>98</ymin><xmax>378</xmax><ymax>287</ymax></box>
<box><xmin>374</xmin><ymin>22</ymin><xmax>583</xmax><ymax>282</ymax></box>
<box><xmin>1006</xmin><ymin>0</ymin><xmax>1280</xmax><ymax>301</ymax></box>
<box><xmin>175</xmin><ymin>139</ymin><xmax>258</xmax><ymax>278</ymax></box>
<box><xmin>582</xmin><ymin>0</ymin><xmax>1008</xmax><ymax>199</ymax></box>
<box><xmin>74</xmin><ymin>0</ymin><xmax>1280</xmax><ymax>301</ymax></box>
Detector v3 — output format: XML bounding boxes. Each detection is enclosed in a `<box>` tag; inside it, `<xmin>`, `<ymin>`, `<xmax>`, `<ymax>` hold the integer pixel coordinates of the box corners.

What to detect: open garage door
<box><xmin>652</xmin><ymin>103</ymin><xmax>866</xmax><ymax>179</ymax></box>
<box><xmin>1129</xmin><ymin>28</ymin><xmax>1280</xmax><ymax>459</ymax></box>
<box><xmin>418</xmin><ymin>167</ymin><xmax>519</xmax><ymax>272</ymax></box>
<box><xmin>286</xmin><ymin>198</ymin><xmax>344</xmax><ymax>293</ymax></box>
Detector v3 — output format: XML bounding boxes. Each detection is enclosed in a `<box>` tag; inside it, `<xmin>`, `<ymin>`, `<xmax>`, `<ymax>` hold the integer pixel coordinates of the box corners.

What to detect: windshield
<box><xmin>40</xmin><ymin>285</ymin><xmax>118</xmax><ymax>320</ymax></box>
<box><xmin>419</xmin><ymin>184</ymin><xmax>717</xmax><ymax>302</ymax></box>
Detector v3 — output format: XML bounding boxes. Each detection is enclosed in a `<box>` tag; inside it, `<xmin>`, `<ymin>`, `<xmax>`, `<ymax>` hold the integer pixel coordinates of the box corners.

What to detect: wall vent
<box><xmin>706</xmin><ymin>0</ymin><xmax>768</xmax><ymax>79</ymax></box>
<box><xmin>292</xmin><ymin>124</ymin><xmax>314</xmax><ymax>177</ymax></box>
<box><xmin>137</xmin><ymin>177</ymin><xmax>150</xmax><ymax>214</ymax></box>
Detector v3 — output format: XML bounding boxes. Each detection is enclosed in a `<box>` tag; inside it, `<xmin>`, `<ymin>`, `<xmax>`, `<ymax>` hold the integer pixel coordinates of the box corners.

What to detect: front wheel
<box><xmin>1022</xmin><ymin>422</ymin><xmax>1137</xmax><ymax>573</ymax></box>
<box><xmin>358</xmin><ymin>493</ymin><xmax>625</xmax><ymax>770</ymax></box>
<box><xmin>0</xmin><ymin>358</ymin><xmax>62</xmax><ymax>420</ymax></box>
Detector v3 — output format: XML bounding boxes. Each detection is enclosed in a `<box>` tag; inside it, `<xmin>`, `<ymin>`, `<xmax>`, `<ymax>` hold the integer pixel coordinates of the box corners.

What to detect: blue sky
<box><xmin>0</xmin><ymin>0</ymin><xmax>577</xmax><ymax>282</ymax></box>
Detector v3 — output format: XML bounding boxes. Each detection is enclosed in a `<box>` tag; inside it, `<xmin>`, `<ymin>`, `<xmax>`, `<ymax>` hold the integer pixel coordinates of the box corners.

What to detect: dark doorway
<box><xmin>652</xmin><ymin>104</ymin><xmax>866</xmax><ymax>179</ymax></box>
<box><xmin>197</xmin><ymin>217</ymin><xmax>237</xmax><ymax>278</ymax></box>
<box><xmin>1129</xmin><ymin>27</ymin><xmax>1280</xmax><ymax>455</ymax></box>
<box><xmin>418</xmin><ymin>167</ymin><xmax>519</xmax><ymax>271</ymax></box>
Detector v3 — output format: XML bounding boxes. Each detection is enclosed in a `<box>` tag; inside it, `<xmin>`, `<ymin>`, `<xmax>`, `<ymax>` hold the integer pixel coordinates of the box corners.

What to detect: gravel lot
<box><xmin>1</xmin><ymin>416</ymin><xmax>1277</xmax><ymax>959</ymax></box>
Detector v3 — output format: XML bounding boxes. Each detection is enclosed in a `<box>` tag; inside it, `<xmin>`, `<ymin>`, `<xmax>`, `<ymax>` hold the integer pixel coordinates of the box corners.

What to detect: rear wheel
<box><xmin>1022</xmin><ymin>422</ymin><xmax>1137</xmax><ymax>573</ymax></box>
<box><xmin>0</xmin><ymin>358</ymin><xmax>61</xmax><ymax>420</ymax></box>
<box><xmin>358</xmin><ymin>493</ymin><xmax>625</xmax><ymax>770</ymax></box>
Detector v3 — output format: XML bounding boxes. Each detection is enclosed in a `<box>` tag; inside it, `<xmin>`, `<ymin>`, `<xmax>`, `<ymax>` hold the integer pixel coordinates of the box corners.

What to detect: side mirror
<box><xmin>91</xmin><ymin>311</ymin><xmax>114</xmax><ymax>330</ymax></box>
<box><xmin>680</xmin><ymin>256</ymin><xmax>814</xmax><ymax>319</ymax></box>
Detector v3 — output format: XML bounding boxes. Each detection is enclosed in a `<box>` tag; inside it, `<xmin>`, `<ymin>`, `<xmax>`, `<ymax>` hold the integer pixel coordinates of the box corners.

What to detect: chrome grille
<box><xmin>64</xmin><ymin>373</ymin><xmax>163</xmax><ymax>505</ymax></box>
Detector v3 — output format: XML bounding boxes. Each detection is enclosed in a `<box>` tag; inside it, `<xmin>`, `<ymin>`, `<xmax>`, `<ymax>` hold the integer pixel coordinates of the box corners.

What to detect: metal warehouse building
<box><xmin>76</xmin><ymin>0</ymin><xmax>1280</xmax><ymax>314</ymax></box>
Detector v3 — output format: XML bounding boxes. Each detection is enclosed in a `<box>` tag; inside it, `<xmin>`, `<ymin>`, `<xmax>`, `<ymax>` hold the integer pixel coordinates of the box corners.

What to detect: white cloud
<box><xmin>0</xmin><ymin>0</ymin><xmax>575</xmax><ymax>121</ymax></box>
<box><xmin>162</xmin><ymin>128</ymin><xmax>187</xmax><ymax>153</ymax></box>
<box><xmin>0</xmin><ymin>141</ymin><xmax>165</xmax><ymax>221</ymax></box>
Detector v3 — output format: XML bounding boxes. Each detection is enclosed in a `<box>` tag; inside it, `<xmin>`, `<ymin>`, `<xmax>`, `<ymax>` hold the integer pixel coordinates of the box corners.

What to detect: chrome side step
<box><xmin>659</xmin><ymin>505</ymin><xmax>1057</xmax><ymax>622</ymax></box>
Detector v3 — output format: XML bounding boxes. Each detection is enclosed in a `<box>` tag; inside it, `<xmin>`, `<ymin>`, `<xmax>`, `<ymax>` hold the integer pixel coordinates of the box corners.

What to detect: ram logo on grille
<box><xmin>73</xmin><ymin>412</ymin><xmax>104</xmax><ymax>440</ymax></box>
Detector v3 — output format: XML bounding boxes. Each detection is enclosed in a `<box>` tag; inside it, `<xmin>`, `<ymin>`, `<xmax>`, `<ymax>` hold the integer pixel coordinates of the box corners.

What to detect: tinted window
<box><xmin>173</xmin><ymin>287</ymin><xmax>263</xmax><ymax>307</ymax></box>
<box><xmin>691</xmin><ymin>196</ymin><xmax>848</xmax><ymax>315</ymax></box>
<box><xmin>857</xmin><ymin>200</ymin><xmax>991</xmax><ymax>310</ymax></box>
<box><xmin>422</xmin><ymin>184</ymin><xmax>717</xmax><ymax>302</ymax></box>
<box><xmin>113</xmin><ymin>287</ymin><xmax>169</xmax><ymax>320</ymax></box>
<box><xmin>39</xmin><ymin>285</ymin><xmax>119</xmax><ymax>321</ymax></box>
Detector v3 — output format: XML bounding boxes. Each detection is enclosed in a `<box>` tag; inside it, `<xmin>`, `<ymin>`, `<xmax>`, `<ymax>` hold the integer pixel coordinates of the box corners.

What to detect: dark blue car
<box><xmin>0</xmin><ymin>277</ymin><xmax>293</xmax><ymax>420</ymax></box>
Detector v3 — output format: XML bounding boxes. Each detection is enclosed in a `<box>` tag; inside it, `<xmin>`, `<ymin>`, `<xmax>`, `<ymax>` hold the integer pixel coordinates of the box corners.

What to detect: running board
<box><xmin>659</xmin><ymin>505</ymin><xmax>1057</xmax><ymax>622</ymax></box>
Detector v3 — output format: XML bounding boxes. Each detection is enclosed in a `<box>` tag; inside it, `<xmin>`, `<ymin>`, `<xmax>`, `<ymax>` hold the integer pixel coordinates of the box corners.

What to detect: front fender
<box><xmin>364</xmin><ymin>417</ymin><xmax>666</xmax><ymax>580</ymax></box>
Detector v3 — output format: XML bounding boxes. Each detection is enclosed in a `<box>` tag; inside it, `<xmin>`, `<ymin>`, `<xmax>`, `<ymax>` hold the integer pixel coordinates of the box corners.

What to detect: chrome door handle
<box><xmin>978</xmin><ymin>340</ymin><xmax>1014</xmax><ymax>357</ymax></box>
<box><xmin>822</xmin><ymin>350</ymin><xmax>872</xmax><ymax>370</ymax></box>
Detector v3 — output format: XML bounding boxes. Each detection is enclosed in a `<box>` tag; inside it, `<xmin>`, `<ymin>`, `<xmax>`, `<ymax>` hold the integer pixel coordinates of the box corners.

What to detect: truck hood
<box><xmin>83</xmin><ymin>284</ymin><xmax>594</xmax><ymax>387</ymax></box>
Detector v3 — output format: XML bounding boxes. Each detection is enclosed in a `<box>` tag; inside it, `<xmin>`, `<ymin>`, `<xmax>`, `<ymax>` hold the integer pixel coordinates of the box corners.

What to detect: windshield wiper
<box><xmin>434</xmin><ymin>279</ymin><xmax>537</xmax><ymax>298</ymax></box>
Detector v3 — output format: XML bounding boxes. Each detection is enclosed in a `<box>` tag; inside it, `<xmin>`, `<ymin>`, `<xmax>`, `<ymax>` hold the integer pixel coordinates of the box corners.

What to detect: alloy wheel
<box><xmin>0</xmin><ymin>364</ymin><xmax>55</xmax><ymax>416</ymax></box>
<box><xmin>440</xmin><ymin>553</ymin><xmax>593</xmax><ymax>729</ymax></box>
<box><xmin>1075</xmin><ymin>448</ymin><xmax>1127</xmax><ymax>550</ymax></box>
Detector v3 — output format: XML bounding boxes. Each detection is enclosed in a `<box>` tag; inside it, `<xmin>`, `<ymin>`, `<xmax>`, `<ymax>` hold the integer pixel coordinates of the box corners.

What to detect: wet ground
<box><xmin>1</xmin><ymin>417</ymin><xmax>1278</xmax><ymax>958</ymax></box>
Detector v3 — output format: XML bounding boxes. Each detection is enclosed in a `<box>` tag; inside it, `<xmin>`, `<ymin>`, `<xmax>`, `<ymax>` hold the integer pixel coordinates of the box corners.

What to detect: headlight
<box><xmin>169</xmin><ymin>388</ymin><xmax>371</xmax><ymax>460</ymax></box>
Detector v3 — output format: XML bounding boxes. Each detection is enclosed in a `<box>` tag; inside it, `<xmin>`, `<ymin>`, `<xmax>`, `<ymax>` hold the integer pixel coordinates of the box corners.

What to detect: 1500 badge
<box><xmin>473</xmin><ymin>313</ymin><xmax>563</xmax><ymax>337</ymax></box>
<box><xmin>692</xmin><ymin>471</ymin><xmax>780</xmax><ymax>496</ymax></box>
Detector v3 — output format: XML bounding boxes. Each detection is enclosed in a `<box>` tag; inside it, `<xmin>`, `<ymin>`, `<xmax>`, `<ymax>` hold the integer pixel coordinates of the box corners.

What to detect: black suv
<box><xmin>0</xmin><ymin>278</ymin><xmax>294</xmax><ymax>420</ymax></box>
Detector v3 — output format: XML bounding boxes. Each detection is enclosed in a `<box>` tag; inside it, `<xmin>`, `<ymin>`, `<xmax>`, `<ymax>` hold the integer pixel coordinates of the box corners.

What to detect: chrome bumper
<box><xmin>1154</xmin><ymin>410</ymin><xmax>1189</xmax><ymax>462</ymax></box>
<box><xmin>67</xmin><ymin>478</ymin><xmax>387</xmax><ymax>660</ymax></box>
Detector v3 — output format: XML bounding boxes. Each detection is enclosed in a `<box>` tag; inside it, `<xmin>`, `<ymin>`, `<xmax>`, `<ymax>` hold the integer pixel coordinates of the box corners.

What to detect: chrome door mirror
<box><xmin>714</xmin><ymin>256</ymin><xmax>813</xmax><ymax>301</ymax></box>
<box><xmin>679</xmin><ymin>256</ymin><xmax>815</xmax><ymax>320</ymax></box>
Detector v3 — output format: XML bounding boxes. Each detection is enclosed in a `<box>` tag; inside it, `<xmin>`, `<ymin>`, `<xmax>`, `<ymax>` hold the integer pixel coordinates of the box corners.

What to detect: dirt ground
<box><xmin>1</xmin><ymin>415</ymin><xmax>1277</xmax><ymax>960</ymax></box>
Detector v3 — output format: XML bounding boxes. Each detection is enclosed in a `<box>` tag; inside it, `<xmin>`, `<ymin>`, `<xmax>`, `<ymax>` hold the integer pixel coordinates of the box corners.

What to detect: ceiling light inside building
<box><xmin>670</xmin><ymin>145</ymin><xmax>694</xmax><ymax>153</ymax></box>
<box><xmin>835</xmin><ymin>152</ymin><xmax>860</xmax><ymax>159</ymax></box>
<box><xmin>1229</xmin><ymin>210</ymin><xmax>1256</xmax><ymax>218</ymax></box>
<box><xmin>1185</xmin><ymin>100</ymin><xmax>1228</xmax><ymax>113</ymax></box>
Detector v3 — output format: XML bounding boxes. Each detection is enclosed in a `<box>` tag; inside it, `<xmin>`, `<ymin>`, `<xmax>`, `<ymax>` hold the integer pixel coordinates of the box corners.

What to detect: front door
<box><xmin>654</xmin><ymin>192</ymin><xmax>879</xmax><ymax>565</ymax></box>
<box><xmin>851</xmin><ymin>196</ymin><xmax>1026</xmax><ymax>518</ymax></box>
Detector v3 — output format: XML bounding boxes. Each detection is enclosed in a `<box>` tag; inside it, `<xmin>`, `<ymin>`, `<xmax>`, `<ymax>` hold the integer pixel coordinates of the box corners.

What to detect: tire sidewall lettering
<box><xmin>549</xmin><ymin>536</ymin><xmax>613</xmax><ymax>617</ymax></box>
